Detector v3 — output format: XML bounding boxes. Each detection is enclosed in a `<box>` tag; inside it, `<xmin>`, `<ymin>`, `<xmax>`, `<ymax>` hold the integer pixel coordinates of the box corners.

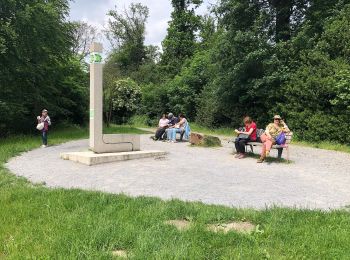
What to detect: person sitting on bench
<box><xmin>152</xmin><ymin>114</ymin><xmax>169</xmax><ymax>141</ymax></box>
<box><xmin>257</xmin><ymin>115</ymin><xmax>290</xmax><ymax>163</ymax></box>
<box><xmin>166</xmin><ymin>113</ymin><xmax>187</xmax><ymax>143</ymax></box>
<box><xmin>234</xmin><ymin>116</ymin><xmax>257</xmax><ymax>159</ymax></box>
<box><xmin>163</xmin><ymin>113</ymin><xmax>178</xmax><ymax>140</ymax></box>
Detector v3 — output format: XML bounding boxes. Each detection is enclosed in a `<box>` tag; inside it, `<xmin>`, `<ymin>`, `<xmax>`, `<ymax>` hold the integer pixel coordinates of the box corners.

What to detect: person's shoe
<box><xmin>234</xmin><ymin>153</ymin><xmax>241</xmax><ymax>158</ymax></box>
<box><xmin>41</xmin><ymin>145</ymin><xmax>47</xmax><ymax>148</ymax></box>
<box><xmin>257</xmin><ymin>157</ymin><xmax>265</xmax><ymax>163</ymax></box>
<box><xmin>238</xmin><ymin>154</ymin><xmax>246</xmax><ymax>159</ymax></box>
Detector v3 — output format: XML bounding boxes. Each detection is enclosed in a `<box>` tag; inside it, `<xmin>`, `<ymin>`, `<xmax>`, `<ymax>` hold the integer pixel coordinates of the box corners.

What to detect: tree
<box><xmin>104</xmin><ymin>78</ymin><xmax>141</xmax><ymax>125</ymax></box>
<box><xmin>71</xmin><ymin>21</ymin><xmax>99</xmax><ymax>61</ymax></box>
<box><xmin>0</xmin><ymin>0</ymin><xmax>88</xmax><ymax>136</ymax></box>
<box><xmin>106</xmin><ymin>3</ymin><xmax>149</xmax><ymax>73</ymax></box>
<box><xmin>161</xmin><ymin>0</ymin><xmax>203</xmax><ymax>77</ymax></box>
<box><xmin>280</xmin><ymin>4</ymin><xmax>350</xmax><ymax>143</ymax></box>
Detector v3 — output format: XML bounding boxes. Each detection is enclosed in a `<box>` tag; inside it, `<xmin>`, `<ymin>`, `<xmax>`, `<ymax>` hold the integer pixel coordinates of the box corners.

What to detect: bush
<box><xmin>128</xmin><ymin>115</ymin><xmax>157</xmax><ymax>127</ymax></box>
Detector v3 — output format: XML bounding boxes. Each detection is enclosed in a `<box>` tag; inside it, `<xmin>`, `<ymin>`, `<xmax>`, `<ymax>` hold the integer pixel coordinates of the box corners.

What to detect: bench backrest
<box><xmin>244</xmin><ymin>127</ymin><xmax>293</xmax><ymax>144</ymax></box>
<box><xmin>285</xmin><ymin>132</ymin><xmax>293</xmax><ymax>144</ymax></box>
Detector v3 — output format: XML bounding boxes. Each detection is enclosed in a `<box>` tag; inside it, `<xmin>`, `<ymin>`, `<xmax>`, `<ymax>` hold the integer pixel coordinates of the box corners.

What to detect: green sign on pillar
<box><xmin>90</xmin><ymin>52</ymin><xmax>103</xmax><ymax>64</ymax></box>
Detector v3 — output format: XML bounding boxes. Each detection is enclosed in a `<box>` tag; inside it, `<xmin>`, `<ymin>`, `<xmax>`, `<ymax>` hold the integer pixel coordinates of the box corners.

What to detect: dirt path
<box><xmin>6</xmin><ymin>134</ymin><xmax>350</xmax><ymax>210</ymax></box>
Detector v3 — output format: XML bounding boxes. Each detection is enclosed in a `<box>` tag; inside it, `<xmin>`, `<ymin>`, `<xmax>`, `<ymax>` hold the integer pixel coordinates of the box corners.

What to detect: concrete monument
<box><xmin>89</xmin><ymin>42</ymin><xmax>140</xmax><ymax>153</ymax></box>
<box><xmin>61</xmin><ymin>42</ymin><xmax>166</xmax><ymax>165</ymax></box>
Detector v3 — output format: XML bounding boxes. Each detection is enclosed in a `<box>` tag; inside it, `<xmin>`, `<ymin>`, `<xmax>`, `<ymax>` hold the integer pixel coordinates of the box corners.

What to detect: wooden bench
<box><xmin>245</xmin><ymin>129</ymin><xmax>293</xmax><ymax>161</ymax></box>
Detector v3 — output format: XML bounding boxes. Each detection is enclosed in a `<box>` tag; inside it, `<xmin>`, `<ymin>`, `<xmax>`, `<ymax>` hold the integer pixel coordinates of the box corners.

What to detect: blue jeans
<box><xmin>167</xmin><ymin>128</ymin><xmax>182</xmax><ymax>141</ymax></box>
<box><xmin>42</xmin><ymin>131</ymin><xmax>48</xmax><ymax>145</ymax></box>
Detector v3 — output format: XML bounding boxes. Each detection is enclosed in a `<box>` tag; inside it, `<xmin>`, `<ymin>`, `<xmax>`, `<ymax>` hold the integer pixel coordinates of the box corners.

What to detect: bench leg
<box><xmin>286</xmin><ymin>147</ymin><xmax>290</xmax><ymax>162</ymax></box>
<box><xmin>277</xmin><ymin>148</ymin><xmax>283</xmax><ymax>159</ymax></box>
<box><xmin>246</xmin><ymin>145</ymin><xmax>253</xmax><ymax>153</ymax></box>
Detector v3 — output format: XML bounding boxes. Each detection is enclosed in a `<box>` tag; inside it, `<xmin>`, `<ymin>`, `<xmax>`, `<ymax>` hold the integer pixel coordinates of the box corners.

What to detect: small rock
<box><xmin>190</xmin><ymin>132</ymin><xmax>204</xmax><ymax>145</ymax></box>
<box><xmin>190</xmin><ymin>132</ymin><xmax>222</xmax><ymax>147</ymax></box>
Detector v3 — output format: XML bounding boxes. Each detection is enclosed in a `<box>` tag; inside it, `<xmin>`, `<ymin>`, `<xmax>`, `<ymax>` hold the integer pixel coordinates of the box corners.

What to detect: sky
<box><xmin>69</xmin><ymin>0</ymin><xmax>213</xmax><ymax>52</ymax></box>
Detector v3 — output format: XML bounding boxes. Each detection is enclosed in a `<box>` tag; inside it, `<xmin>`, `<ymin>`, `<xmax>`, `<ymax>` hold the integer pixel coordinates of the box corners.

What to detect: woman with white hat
<box><xmin>257</xmin><ymin>115</ymin><xmax>290</xmax><ymax>163</ymax></box>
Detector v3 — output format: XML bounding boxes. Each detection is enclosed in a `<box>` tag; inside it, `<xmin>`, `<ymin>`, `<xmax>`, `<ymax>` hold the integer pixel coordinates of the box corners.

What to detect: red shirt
<box><xmin>246</xmin><ymin>122</ymin><xmax>257</xmax><ymax>141</ymax></box>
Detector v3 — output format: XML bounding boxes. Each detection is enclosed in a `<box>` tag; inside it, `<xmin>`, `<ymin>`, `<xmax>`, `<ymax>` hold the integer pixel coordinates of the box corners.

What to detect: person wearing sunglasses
<box><xmin>257</xmin><ymin>115</ymin><xmax>290</xmax><ymax>163</ymax></box>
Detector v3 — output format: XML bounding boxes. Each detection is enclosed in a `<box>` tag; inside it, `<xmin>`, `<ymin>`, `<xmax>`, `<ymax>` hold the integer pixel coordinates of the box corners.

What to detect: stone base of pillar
<box><xmin>90</xmin><ymin>134</ymin><xmax>141</xmax><ymax>153</ymax></box>
<box><xmin>60</xmin><ymin>150</ymin><xmax>167</xmax><ymax>166</ymax></box>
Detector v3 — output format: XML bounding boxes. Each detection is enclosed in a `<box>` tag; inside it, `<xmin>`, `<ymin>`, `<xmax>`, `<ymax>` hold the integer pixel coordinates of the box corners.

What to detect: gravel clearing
<box><xmin>6</xmin><ymin>134</ymin><xmax>350</xmax><ymax>210</ymax></box>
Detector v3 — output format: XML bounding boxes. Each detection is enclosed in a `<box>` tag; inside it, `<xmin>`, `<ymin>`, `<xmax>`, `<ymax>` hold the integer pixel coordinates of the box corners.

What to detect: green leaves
<box><xmin>0</xmin><ymin>0</ymin><xmax>88</xmax><ymax>136</ymax></box>
<box><xmin>161</xmin><ymin>0</ymin><xmax>203</xmax><ymax>77</ymax></box>
<box><xmin>104</xmin><ymin>78</ymin><xmax>141</xmax><ymax>125</ymax></box>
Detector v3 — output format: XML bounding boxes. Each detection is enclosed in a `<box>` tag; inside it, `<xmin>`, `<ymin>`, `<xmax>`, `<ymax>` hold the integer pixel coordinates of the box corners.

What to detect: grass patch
<box><xmin>103</xmin><ymin>124</ymin><xmax>152</xmax><ymax>135</ymax></box>
<box><xmin>190</xmin><ymin>123</ymin><xmax>234</xmax><ymax>137</ymax></box>
<box><xmin>293</xmin><ymin>140</ymin><xmax>350</xmax><ymax>154</ymax></box>
<box><xmin>0</xmin><ymin>126</ymin><xmax>349</xmax><ymax>258</ymax></box>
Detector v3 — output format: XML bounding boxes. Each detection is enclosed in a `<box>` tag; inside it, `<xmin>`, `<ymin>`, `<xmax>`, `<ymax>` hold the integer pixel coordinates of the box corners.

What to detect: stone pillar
<box><xmin>88</xmin><ymin>42</ymin><xmax>140</xmax><ymax>153</ymax></box>
<box><xmin>89</xmin><ymin>43</ymin><xmax>103</xmax><ymax>151</ymax></box>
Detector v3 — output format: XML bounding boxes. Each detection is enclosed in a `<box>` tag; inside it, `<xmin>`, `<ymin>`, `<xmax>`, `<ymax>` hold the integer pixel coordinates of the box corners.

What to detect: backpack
<box><xmin>276</xmin><ymin>132</ymin><xmax>286</xmax><ymax>145</ymax></box>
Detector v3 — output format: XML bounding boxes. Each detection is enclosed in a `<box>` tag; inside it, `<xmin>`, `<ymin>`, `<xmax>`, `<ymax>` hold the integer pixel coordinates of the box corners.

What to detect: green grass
<box><xmin>0</xmin><ymin>126</ymin><xmax>349</xmax><ymax>258</ymax></box>
<box><xmin>189</xmin><ymin>123</ymin><xmax>234</xmax><ymax>137</ymax></box>
<box><xmin>293</xmin><ymin>140</ymin><xmax>350</xmax><ymax>154</ymax></box>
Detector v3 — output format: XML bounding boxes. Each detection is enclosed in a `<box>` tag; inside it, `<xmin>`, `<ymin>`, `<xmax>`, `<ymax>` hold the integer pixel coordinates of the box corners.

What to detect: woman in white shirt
<box><xmin>152</xmin><ymin>114</ymin><xmax>169</xmax><ymax>140</ymax></box>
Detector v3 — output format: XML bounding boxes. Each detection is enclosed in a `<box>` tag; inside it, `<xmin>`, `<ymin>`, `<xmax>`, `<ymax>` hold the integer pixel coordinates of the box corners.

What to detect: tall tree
<box><xmin>71</xmin><ymin>21</ymin><xmax>99</xmax><ymax>61</ymax></box>
<box><xmin>0</xmin><ymin>0</ymin><xmax>88</xmax><ymax>136</ymax></box>
<box><xmin>161</xmin><ymin>0</ymin><xmax>203</xmax><ymax>77</ymax></box>
<box><xmin>106</xmin><ymin>3</ymin><xmax>149</xmax><ymax>73</ymax></box>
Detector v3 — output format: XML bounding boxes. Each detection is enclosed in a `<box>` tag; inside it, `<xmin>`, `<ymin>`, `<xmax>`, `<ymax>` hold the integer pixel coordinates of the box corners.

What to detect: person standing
<box><xmin>37</xmin><ymin>109</ymin><xmax>51</xmax><ymax>147</ymax></box>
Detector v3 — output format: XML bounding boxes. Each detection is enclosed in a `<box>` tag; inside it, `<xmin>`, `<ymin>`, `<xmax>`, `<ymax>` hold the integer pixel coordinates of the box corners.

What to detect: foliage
<box><xmin>104</xmin><ymin>78</ymin><xmax>141</xmax><ymax>125</ymax></box>
<box><xmin>166</xmin><ymin>50</ymin><xmax>213</xmax><ymax>120</ymax></box>
<box><xmin>281</xmin><ymin>4</ymin><xmax>350</xmax><ymax>143</ymax></box>
<box><xmin>106</xmin><ymin>3</ymin><xmax>149</xmax><ymax>74</ymax></box>
<box><xmin>202</xmin><ymin>135</ymin><xmax>222</xmax><ymax>147</ymax></box>
<box><xmin>2</xmin><ymin>0</ymin><xmax>350</xmax><ymax>144</ymax></box>
<box><xmin>160</xmin><ymin>0</ymin><xmax>203</xmax><ymax>77</ymax></box>
<box><xmin>0</xmin><ymin>0</ymin><xmax>88</xmax><ymax>136</ymax></box>
<box><xmin>71</xmin><ymin>21</ymin><xmax>99</xmax><ymax>61</ymax></box>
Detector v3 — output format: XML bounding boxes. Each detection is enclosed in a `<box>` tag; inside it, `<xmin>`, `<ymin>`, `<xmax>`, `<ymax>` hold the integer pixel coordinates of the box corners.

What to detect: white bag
<box><xmin>36</xmin><ymin>122</ymin><xmax>44</xmax><ymax>131</ymax></box>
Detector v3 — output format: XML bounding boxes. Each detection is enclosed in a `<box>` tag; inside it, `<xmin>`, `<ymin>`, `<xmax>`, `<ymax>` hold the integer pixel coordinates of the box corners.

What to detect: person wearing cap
<box><xmin>167</xmin><ymin>113</ymin><xmax>187</xmax><ymax>143</ymax></box>
<box><xmin>167</xmin><ymin>112</ymin><xmax>178</xmax><ymax>126</ymax></box>
<box><xmin>37</xmin><ymin>109</ymin><xmax>51</xmax><ymax>147</ymax></box>
<box><xmin>257</xmin><ymin>115</ymin><xmax>290</xmax><ymax>163</ymax></box>
<box><xmin>163</xmin><ymin>112</ymin><xmax>179</xmax><ymax>140</ymax></box>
